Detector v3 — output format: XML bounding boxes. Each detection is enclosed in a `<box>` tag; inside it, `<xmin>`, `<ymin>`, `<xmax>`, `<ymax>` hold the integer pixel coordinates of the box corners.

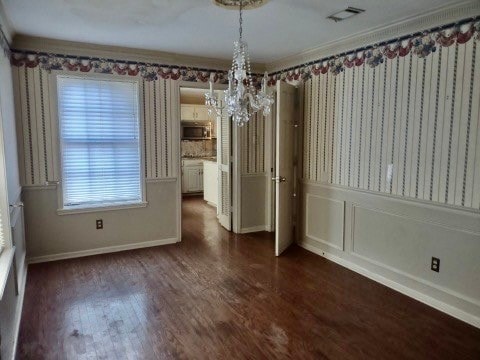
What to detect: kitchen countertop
<box><xmin>182</xmin><ymin>156</ymin><xmax>217</xmax><ymax>162</ymax></box>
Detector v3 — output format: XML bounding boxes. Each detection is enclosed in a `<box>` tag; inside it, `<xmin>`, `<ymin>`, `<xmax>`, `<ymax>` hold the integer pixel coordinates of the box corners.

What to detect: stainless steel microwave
<box><xmin>181</xmin><ymin>121</ymin><xmax>212</xmax><ymax>140</ymax></box>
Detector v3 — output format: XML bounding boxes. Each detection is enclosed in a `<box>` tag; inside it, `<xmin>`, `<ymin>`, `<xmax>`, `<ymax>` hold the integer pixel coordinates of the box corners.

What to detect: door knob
<box><xmin>272</xmin><ymin>176</ymin><xmax>286</xmax><ymax>183</ymax></box>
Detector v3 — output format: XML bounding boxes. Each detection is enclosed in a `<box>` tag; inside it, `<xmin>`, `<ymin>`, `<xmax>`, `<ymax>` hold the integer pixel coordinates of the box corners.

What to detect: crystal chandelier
<box><xmin>205</xmin><ymin>0</ymin><xmax>274</xmax><ymax>127</ymax></box>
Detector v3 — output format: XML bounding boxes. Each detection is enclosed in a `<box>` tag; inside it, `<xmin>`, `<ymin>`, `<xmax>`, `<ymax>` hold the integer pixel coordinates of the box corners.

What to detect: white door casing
<box><xmin>275</xmin><ymin>81</ymin><xmax>297</xmax><ymax>256</ymax></box>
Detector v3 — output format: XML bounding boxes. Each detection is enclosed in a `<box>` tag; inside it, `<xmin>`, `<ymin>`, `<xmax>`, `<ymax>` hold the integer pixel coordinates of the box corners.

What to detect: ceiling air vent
<box><xmin>327</xmin><ymin>7</ymin><xmax>365</xmax><ymax>22</ymax></box>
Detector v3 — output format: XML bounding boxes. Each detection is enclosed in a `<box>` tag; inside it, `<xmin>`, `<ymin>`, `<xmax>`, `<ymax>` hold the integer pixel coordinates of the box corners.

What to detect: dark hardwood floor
<box><xmin>18</xmin><ymin>196</ymin><xmax>480</xmax><ymax>359</ymax></box>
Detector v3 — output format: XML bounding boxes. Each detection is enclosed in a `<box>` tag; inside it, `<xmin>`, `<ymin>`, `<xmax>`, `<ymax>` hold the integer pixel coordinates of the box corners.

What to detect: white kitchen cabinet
<box><xmin>181</xmin><ymin>105</ymin><xmax>196</xmax><ymax>121</ymax></box>
<box><xmin>181</xmin><ymin>105</ymin><xmax>212</xmax><ymax>121</ymax></box>
<box><xmin>182</xmin><ymin>160</ymin><xmax>204</xmax><ymax>193</ymax></box>
<box><xmin>203</xmin><ymin>160</ymin><xmax>218</xmax><ymax>207</ymax></box>
<box><xmin>195</xmin><ymin>106</ymin><xmax>209</xmax><ymax>121</ymax></box>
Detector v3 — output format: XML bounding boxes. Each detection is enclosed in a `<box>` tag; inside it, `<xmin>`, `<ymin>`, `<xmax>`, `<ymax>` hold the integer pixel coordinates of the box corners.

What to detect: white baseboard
<box><xmin>11</xmin><ymin>257</ymin><xmax>28</xmax><ymax>360</ymax></box>
<box><xmin>298</xmin><ymin>241</ymin><xmax>480</xmax><ymax>329</ymax></box>
<box><xmin>239</xmin><ymin>225</ymin><xmax>269</xmax><ymax>234</ymax></box>
<box><xmin>27</xmin><ymin>237</ymin><xmax>179</xmax><ymax>264</ymax></box>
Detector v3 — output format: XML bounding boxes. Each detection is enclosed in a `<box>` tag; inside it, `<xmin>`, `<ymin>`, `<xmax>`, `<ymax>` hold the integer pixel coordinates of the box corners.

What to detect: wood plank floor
<box><xmin>18</xmin><ymin>196</ymin><xmax>480</xmax><ymax>359</ymax></box>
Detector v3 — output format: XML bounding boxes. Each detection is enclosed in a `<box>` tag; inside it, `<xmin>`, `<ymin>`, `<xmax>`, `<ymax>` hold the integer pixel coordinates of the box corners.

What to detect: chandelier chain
<box><xmin>239</xmin><ymin>0</ymin><xmax>243</xmax><ymax>41</ymax></box>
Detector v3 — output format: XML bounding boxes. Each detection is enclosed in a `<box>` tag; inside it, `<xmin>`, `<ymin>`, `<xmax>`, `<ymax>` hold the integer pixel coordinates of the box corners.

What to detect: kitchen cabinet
<box><xmin>195</xmin><ymin>106</ymin><xmax>209</xmax><ymax>120</ymax></box>
<box><xmin>181</xmin><ymin>105</ymin><xmax>196</xmax><ymax>121</ymax></box>
<box><xmin>182</xmin><ymin>159</ymin><xmax>204</xmax><ymax>193</ymax></box>
<box><xmin>181</xmin><ymin>105</ymin><xmax>212</xmax><ymax>121</ymax></box>
<box><xmin>203</xmin><ymin>160</ymin><xmax>217</xmax><ymax>207</ymax></box>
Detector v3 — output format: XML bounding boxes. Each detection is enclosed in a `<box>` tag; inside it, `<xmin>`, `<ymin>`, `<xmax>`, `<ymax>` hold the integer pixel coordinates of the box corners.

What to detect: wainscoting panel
<box><xmin>301</xmin><ymin>181</ymin><xmax>480</xmax><ymax>326</ymax></box>
<box><xmin>305</xmin><ymin>194</ymin><xmax>344</xmax><ymax>250</ymax></box>
<box><xmin>351</xmin><ymin>204</ymin><xmax>480</xmax><ymax>303</ymax></box>
<box><xmin>302</xmin><ymin>38</ymin><xmax>480</xmax><ymax>210</ymax></box>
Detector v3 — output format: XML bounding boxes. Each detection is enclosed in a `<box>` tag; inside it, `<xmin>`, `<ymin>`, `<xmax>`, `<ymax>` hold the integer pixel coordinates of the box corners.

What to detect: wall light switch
<box><xmin>96</xmin><ymin>219</ymin><xmax>103</xmax><ymax>230</ymax></box>
<box><xmin>387</xmin><ymin>164</ymin><xmax>394</xmax><ymax>184</ymax></box>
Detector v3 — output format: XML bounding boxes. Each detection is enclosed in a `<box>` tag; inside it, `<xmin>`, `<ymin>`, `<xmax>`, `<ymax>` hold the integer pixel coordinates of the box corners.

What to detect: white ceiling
<box><xmin>2</xmin><ymin>0</ymin><xmax>463</xmax><ymax>63</ymax></box>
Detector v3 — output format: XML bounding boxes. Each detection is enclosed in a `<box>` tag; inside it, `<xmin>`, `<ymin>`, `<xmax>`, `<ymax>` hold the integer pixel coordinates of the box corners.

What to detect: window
<box><xmin>0</xmin><ymin>100</ymin><xmax>13</xmax><ymax>297</ymax></box>
<box><xmin>57</xmin><ymin>76</ymin><xmax>143</xmax><ymax>210</ymax></box>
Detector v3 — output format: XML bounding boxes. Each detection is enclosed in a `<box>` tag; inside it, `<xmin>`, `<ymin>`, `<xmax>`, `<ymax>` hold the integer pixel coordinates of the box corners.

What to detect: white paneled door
<box><xmin>275</xmin><ymin>81</ymin><xmax>297</xmax><ymax>256</ymax></box>
<box><xmin>217</xmin><ymin>98</ymin><xmax>231</xmax><ymax>231</ymax></box>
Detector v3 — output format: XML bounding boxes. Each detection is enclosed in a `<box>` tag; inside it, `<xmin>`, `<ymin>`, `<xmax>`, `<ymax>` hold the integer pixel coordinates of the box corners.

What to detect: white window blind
<box><xmin>57</xmin><ymin>76</ymin><xmax>142</xmax><ymax>209</ymax></box>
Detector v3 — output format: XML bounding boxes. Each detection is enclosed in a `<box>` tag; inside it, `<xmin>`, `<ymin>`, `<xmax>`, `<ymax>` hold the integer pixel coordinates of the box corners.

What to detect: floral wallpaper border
<box><xmin>7</xmin><ymin>17</ymin><xmax>480</xmax><ymax>84</ymax></box>
<box><xmin>268</xmin><ymin>18</ymin><xmax>480</xmax><ymax>85</ymax></box>
<box><xmin>10</xmin><ymin>50</ymin><xmax>232</xmax><ymax>83</ymax></box>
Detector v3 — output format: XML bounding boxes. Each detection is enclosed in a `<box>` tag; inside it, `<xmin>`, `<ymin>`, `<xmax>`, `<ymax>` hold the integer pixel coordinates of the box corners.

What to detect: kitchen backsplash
<box><xmin>181</xmin><ymin>139</ymin><xmax>216</xmax><ymax>157</ymax></box>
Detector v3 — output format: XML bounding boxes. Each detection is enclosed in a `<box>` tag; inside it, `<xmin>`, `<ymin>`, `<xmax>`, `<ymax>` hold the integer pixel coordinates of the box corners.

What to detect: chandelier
<box><xmin>205</xmin><ymin>0</ymin><xmax>274</xmax><ymax>126</ymax></box>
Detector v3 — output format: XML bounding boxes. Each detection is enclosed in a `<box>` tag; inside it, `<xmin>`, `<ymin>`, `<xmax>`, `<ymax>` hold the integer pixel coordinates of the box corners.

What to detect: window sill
<box><xmin>0</xmin><ymin>247</ymin><xmax>15</xmax><ymax>301</ymax></box>
<box><xmin>57</xmin><ymin>201</ymin><xmax>148</xmax><ymax>216</ymax></box>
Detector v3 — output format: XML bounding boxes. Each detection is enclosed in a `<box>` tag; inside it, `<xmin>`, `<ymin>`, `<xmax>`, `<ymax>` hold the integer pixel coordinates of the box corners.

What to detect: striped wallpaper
<box><xmin>12</xmin><ymin>67</ymin><xmax>178</xmax><ymax>186</ymax></box>
<box><xmin>303</xmin><ymin>38</ymin><xmax>480</xmax><ymax>209</ymax></box>
<box><xmin>240</xmin><ymin>112</ymin><xmax>267</xmax><ymax>174</ymax></box>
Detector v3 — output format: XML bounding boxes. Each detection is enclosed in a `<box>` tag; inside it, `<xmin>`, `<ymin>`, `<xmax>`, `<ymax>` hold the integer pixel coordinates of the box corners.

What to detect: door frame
<box><xmin>265</xmin><ymin>87</ymin><xmax>277</xmax><ymax>233</ymax></box>
<box><xmin>176</xmin><ymin>81</ymin><xmax>241</xmax><ymax>236</ymax></box>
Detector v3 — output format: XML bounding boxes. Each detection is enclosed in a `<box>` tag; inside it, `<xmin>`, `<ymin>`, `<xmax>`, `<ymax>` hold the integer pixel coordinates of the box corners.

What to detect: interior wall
<box><xmin>12</xmin><ymin>58</ymin><xmax>270</xmax><ymax>254</ymax></box>
<box><xmin>180</xmin><ymin>92</ymin><xmax>204</xmax><ymax>105</ymax></box>
<box><xmin>302</xmin><ymin>39</ymin><xmax>480</xmax><ymax>209</ymax></box>
<box><xmin>12</xmin><ymin>66</ymin><xmax>182</xmax><ymax>261</ymax></box>
<box><xmin>24</xmin><ymin>181</ymin><xmax>177</xmax><ymax>261</ymax></box>
<box><xmin>300</xmin><ymin>29</ymin><xmax>480</xmax><ymax>326</ymax></box>
<box><xmin>239</xmin><ymin>112</ymin><xmax>269</xmax><ymax>232</ymax></box>
<box><xmin>12</xmin><ymin>67</ymin><xmax>177</xmax><ymax>185</ymax></box>
<box><xmin>0</xmin><ymin>14</ymin><xmax>26</xmax><ymax>360</ymax></box>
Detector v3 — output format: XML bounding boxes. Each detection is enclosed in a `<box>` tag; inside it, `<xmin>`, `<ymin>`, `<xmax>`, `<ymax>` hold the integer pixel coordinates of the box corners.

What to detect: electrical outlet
<box><xmin>96</xmin><ymin>219</ymin><xmax>103</xmax><ymax>230</ymax></box>
<box><xmin>431</xmin><ymin>257</ymin><xmax>440</xmax><ymax>272</ymax></box>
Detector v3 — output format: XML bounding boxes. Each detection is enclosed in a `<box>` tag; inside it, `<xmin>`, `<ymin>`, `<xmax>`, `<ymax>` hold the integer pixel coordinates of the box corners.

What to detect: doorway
<box><xmin>177</xmin><ymin>83</ymin><xmax>238</xmax><ymax>238</ymax></box>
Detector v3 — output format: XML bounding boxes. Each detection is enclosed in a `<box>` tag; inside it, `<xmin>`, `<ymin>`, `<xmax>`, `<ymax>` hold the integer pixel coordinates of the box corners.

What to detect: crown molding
<box><xmin>5</xmin><ymin>1</ymin><xmax>479</xmax><ymax>75</ymax></box>
<box><xmin>12</xmin><ymin>34</ymin><xmax>267</xmax><ymax>73</ymax></box>
<box><xmin>266</xmin><ymin>0</ymin><xmax>480</xmax><ymax>73</ymax></box>
<box><xmin>0</xmin><ymin>0</ymin><xmax>13</xmax><ymax>43</ymax></box>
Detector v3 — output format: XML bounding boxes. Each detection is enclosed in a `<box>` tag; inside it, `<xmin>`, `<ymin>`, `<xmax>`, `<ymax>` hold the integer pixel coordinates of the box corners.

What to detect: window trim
<box><xmin>0</xmin><ymin>247</ymin><xmax>15</xmax><ymax>300</ymax></box>
<box><xmin>54</xmin><ymin>73</ymin><xmax>146</xmax><ymax>213</ymax></box>
<box><xmin>0</xmin><ymin>82</ymin><xmax>13</xmax><ymax>300</ymax></box>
